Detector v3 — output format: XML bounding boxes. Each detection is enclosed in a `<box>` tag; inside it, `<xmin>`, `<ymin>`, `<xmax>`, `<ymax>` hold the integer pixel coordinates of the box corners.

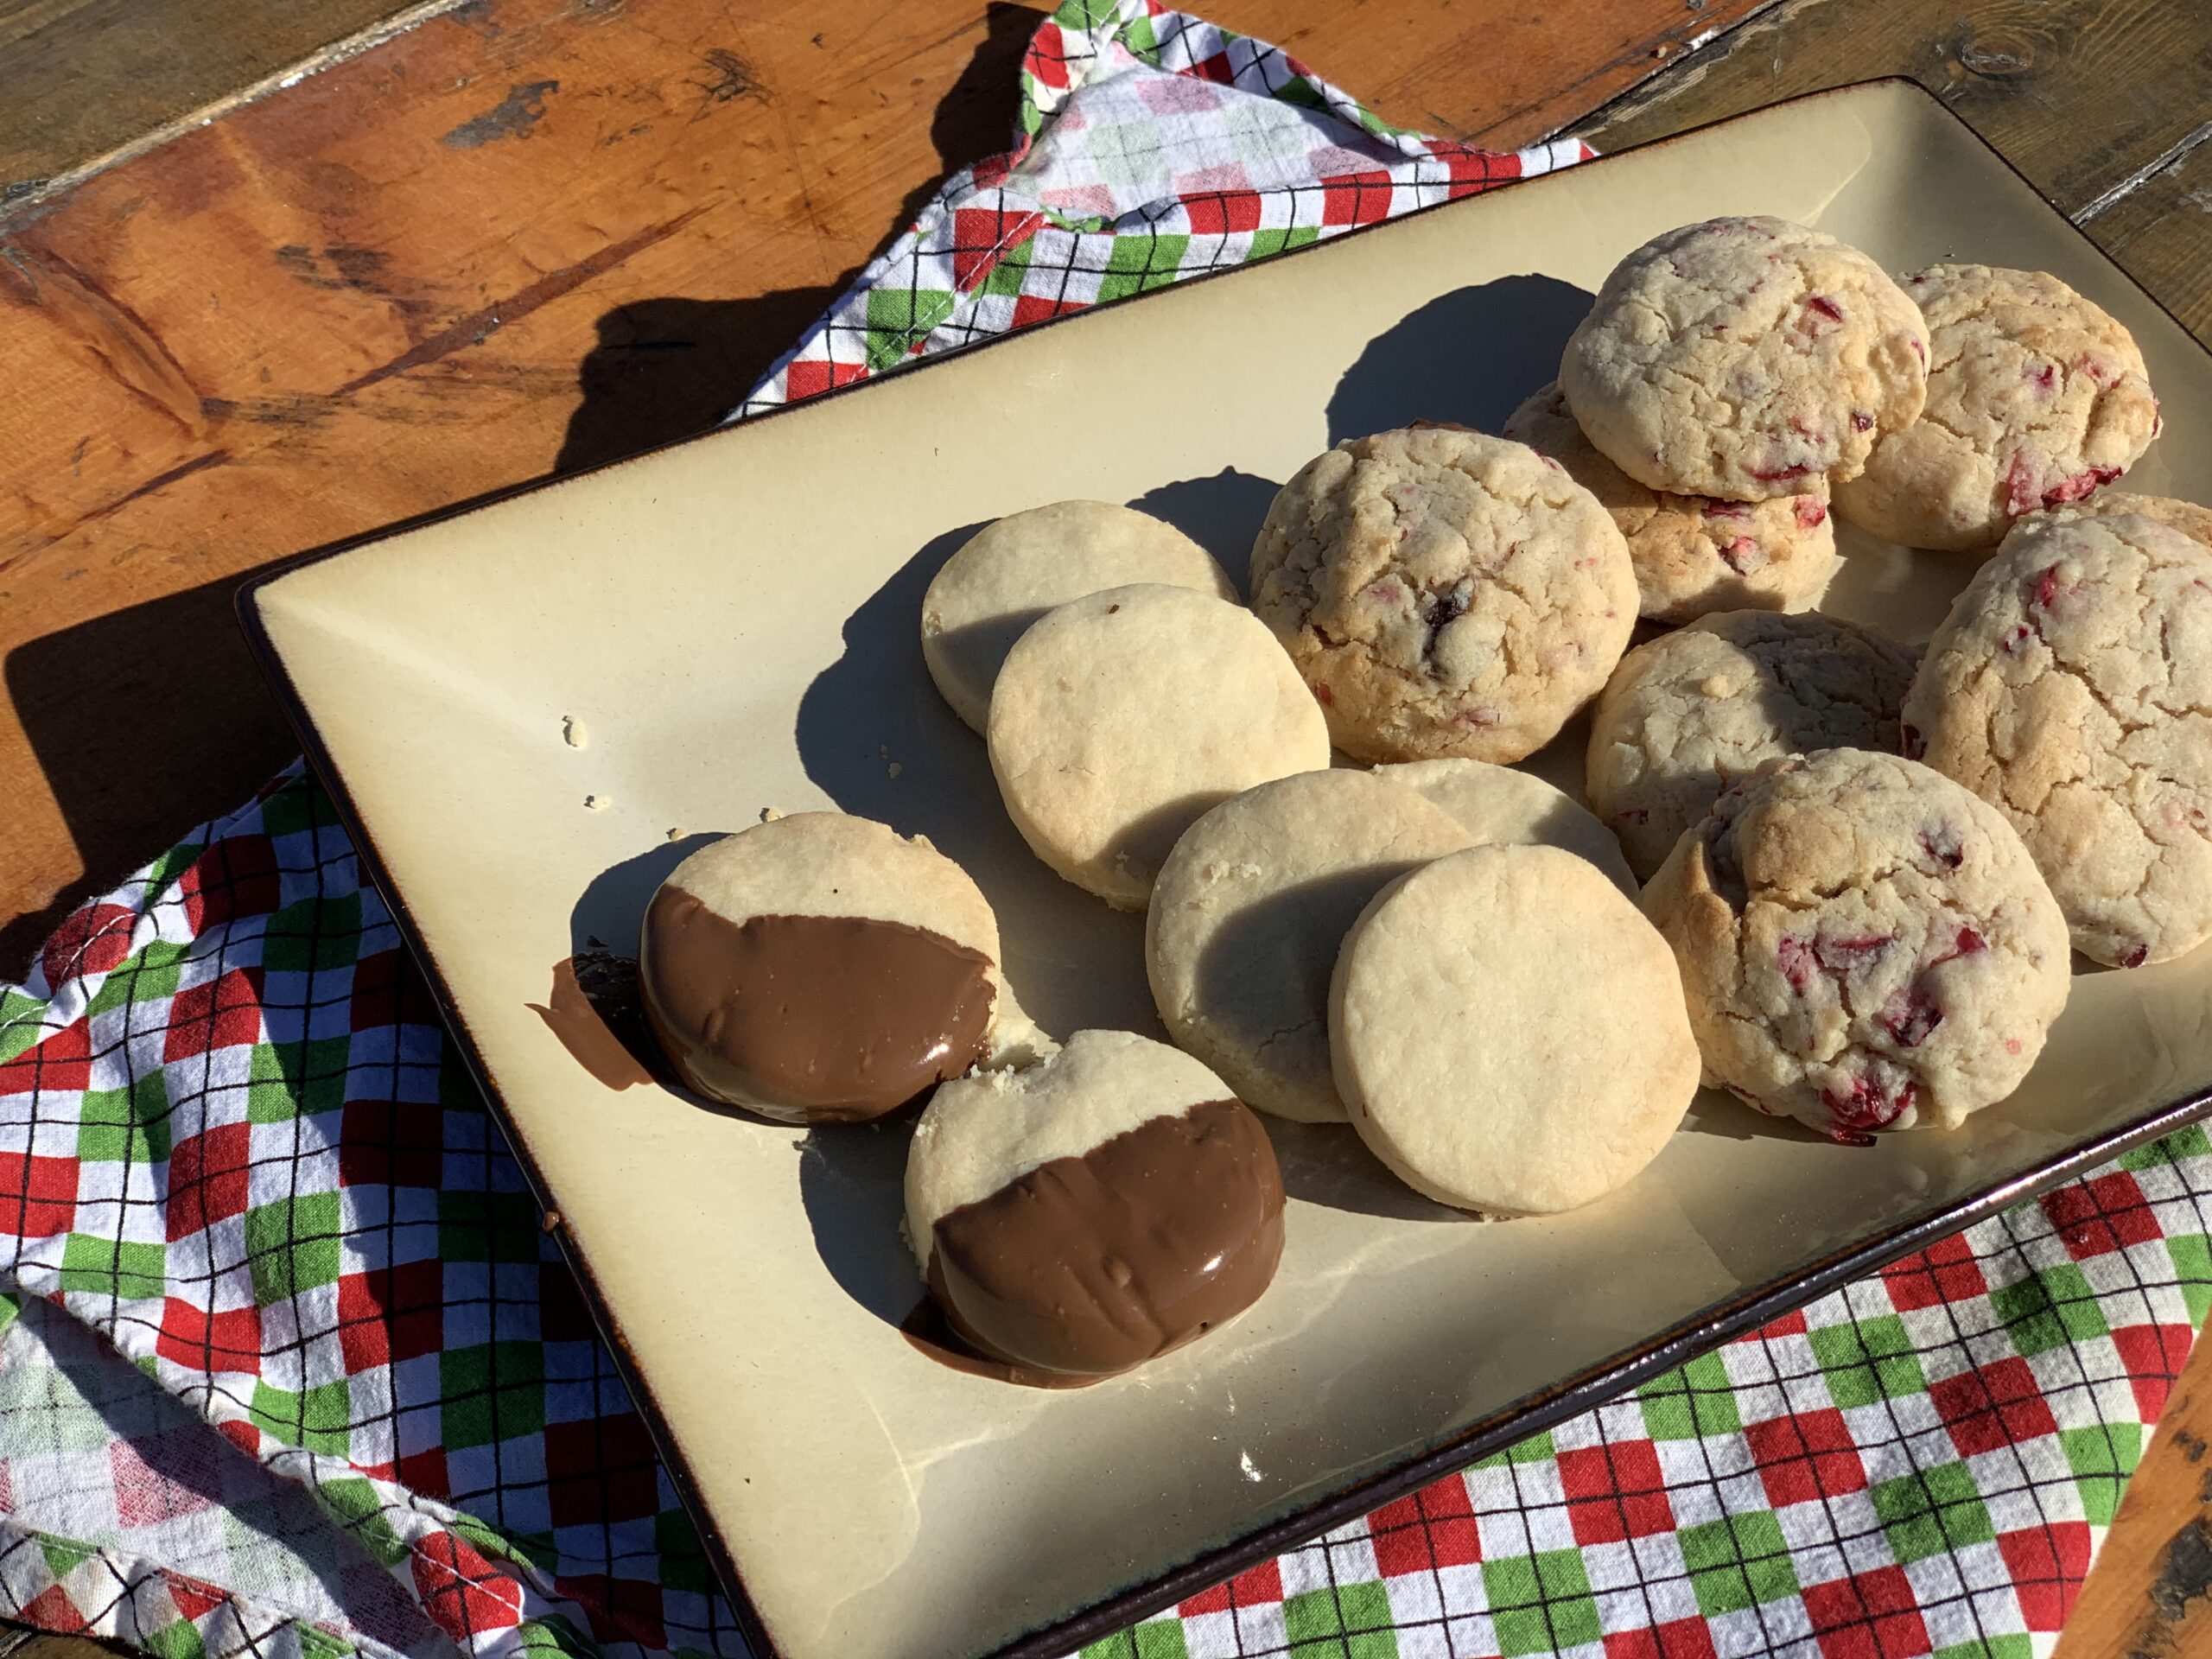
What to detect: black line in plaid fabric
<box><xmin>1655</xmin><ymin>1354</ymin><xmax>1790</xmax><ymax>1651</ymax></box>
<box><xmin>1589</xmin><ymin>1397</ymin><xmax>1670</xmax><ymax>1641</ymax></box>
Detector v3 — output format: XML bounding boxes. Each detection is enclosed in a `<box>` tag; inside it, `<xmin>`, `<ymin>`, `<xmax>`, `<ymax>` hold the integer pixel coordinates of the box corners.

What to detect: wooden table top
<box><xmin>3</xmin><ymin>0</ymin><xmax>2210</xmax><ymax>1654</ymax></box>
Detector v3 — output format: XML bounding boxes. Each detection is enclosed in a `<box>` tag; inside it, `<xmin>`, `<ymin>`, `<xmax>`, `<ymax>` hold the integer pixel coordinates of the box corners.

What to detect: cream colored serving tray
<box><xmin>243</xmin><ymin>79</ymin><xmax>2212</xmax><ymax>1659</ymax></box>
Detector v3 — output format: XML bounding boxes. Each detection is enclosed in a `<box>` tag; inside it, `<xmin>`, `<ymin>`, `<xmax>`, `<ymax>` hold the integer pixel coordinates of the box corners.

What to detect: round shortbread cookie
<box><xmin>1145</xmin><ymin>770</ymin><xmax>1474</xmax><ymax>1123</ymax></box>
<box><xmin>1329</xmin><ymin>843</ymin><xmax>1699</xmax><ymax>1215</ymax></box>
<box><xmin>2034</xmin><ymin>490</ymin><xmax>2212</xmax><ymax>549</ymax></box>
<box><xmin>1560</xmin><ymin>216</ymin><xmax>1929</xmax><ymax>500</ymax></box>
<box><xmin>988</xmin><ymin>583</ymin><xmax>1331</xmax><ymax>908</ymax></box>
<box><xmin>1504</xmin><ymin>381</ymin><xmax>1840</xmax><ymax>623</ymax></box>
<box><xmin>1834</xmin><ymin>265</ymin><xmax>2160</xmax><ymax>552</ymax></box>
<box><xmin>921</xmin><ymin>500</ymin><xmax>1237</xmax><ymax>732</ymax></box>
<box><xmin>1375</xmin><ymin>757</ymin><xmax>1637</xmax><ymax>897</ymax></box>
<box><xmin>1642</xmin><ymin>750</ymin><xmax>2071</xmax><ymax>1139</ymax></box>
<box><xmin>906</xmin><ymin>1029</ymin><xmax>1284</xmax><ymax>1378</ymax></box>
<box><xmin>1247</xmin><ymin>425</ymin><xmax>1636</xmax><ymax>765</ymax></box>
<box><xmin>639</xmin><ymin>812</ymin><xmax>1012</xmax><ymax>1122</ymax></box>
<box><xmin>1586</xmin><ymin>610</ymin><xmax>1917</xmax><ymax>880</ymax></box>
<box><xmin>1902</xmin><ymin>512</ymin><xmax>2212</xmax><ymax>966</ymax></box>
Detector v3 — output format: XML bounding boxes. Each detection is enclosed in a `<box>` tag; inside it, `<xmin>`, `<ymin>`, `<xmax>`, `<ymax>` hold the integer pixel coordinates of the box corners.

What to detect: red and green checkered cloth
<box><xmin>2</xmin><ymin>4</ymin><xmax>2209</xmax><ymax>1658</ymax></box>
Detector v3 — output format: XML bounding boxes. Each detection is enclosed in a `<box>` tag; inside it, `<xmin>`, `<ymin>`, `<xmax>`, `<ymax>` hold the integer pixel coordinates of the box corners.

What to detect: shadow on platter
<box><xmin>1127</xmin><ymin>467</ymin><xmax>1285</xmax><ymax>597</ymax></box>
<box><xmin>1328</xmin><ymin>275</ymin><xmax>1596</xmax><ymax>443</ymax></box>
<box><xmin>798</xmin><ymin>1117</ymin><xmax>926</xmax><ymax>1332</ymax></box>
<box><xmin>791</xmin><ymin>520</ymin><xmax>1160</xmax><ymax>1039</ymax></box>
<box><xmin>1678</xmin><ymin>1089</ymin><xmax>1834</xmax><ymax>1145</ymax></box>
<box><xmin>1267</xmin><ymin>1117</ymin><xmax>1471</xmax><ymax>1223</ymax></box>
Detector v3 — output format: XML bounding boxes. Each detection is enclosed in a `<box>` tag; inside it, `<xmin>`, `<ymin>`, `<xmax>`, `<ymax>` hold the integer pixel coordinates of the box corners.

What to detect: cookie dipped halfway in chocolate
<box><xmin>639</xmin><ymin>812</ymin><xmax>1020</xmax><ymax>1122</ymax></box>
<box><xmin>905</xmin><ymin>1029</ymin><xmax>1285</xmax><ymax>1379</ymax></box>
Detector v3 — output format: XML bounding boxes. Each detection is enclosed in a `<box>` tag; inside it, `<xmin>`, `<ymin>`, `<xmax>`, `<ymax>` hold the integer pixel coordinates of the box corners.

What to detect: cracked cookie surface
<box><xmin>1146</xmin><ymin>769</ymin><xmax>1472</xmax><ymax>1122</ymax></box>
<box><xmin>1586</xmin><ymin>610</ymin><xmax>1917</xmax><ymax>879</ymax></box>
<box><xmin>1903</xmin><ymin>512</ymin><xmax>2212</xmax><ymax>965</ymax></box>
<box><xmin>1642</xmin><ymin>749</ymin><xmax>2070</xmax><ymax>1139</ymax></box>
<box><xmin>2035</xmin><ymin>489</ymin><xmax>2212</xmax><ymax>549</ymax></box>
<box><xmin>1506</xmin><ymin>382</ymin><xmax>1838</xmax><ymax>623</ymax></box>
<box><xmin>1834</xmin><ymin>265</ymin><xmax>2159</xmax><ymax>552</ymax></box>
<box><xmin>1560</xmin><ymin>216</ymin><xmax>1929</xmax><ymax>500</ymax></box>
<box><xmin>1247</xmin><ymin>425</ymin><xmax>1635</xmax><ymax>765</ymax></box>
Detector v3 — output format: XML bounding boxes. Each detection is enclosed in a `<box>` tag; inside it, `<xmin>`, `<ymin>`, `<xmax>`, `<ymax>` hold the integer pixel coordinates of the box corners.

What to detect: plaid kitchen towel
<box><xmin>0</xmin><ymin>3</ymin><xmax>2207</xmax><ymax>1659</ymax></box>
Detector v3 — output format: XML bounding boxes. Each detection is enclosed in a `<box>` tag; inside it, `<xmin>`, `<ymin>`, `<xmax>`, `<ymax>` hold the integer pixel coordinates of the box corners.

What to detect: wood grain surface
<box><xmin>3</xmin><ymin>0</ymin><xmax>2212</xmax><ymax>1653</ymax></box>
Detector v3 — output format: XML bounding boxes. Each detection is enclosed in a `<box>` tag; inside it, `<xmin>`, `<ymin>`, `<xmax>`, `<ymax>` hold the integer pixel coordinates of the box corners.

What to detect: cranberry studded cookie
<box><xmin>1643</xmin><ymin>750</ymin><xmax>2070</xmax><ymax>1141</ymax></box>
<box><xmin>1835</xmin><ymin>265</ymin><xmax>2159</xmax><ymax>552</ymax></box>
<box><xmin>1586</xmin><ymin>611</ymin><xmax>1917</xmax><ymax>880</ymax></box>
<box><xmin>1560</xmin><ymin>216</ymin><xmax>1929</xmax><ymax>500</ymax></box>
<box><xmin>1248</xmin><ymin>425</ymin><xmax>1635</xmax><ymax>765</ymax></box>
<box><xmin>1904</xmin><ymin>512</ymin><xmax>2212</xmax><ymax>966</ymax></box>
<box><xmin>1504</xmin><ymin>381</ymin><xmax>1838</xmax><ymax>623</ymax></box>
<box><xmin>2036</xmin><ymin>490</ymin><xmax>2212</xmax><ymax>549</ymax></box>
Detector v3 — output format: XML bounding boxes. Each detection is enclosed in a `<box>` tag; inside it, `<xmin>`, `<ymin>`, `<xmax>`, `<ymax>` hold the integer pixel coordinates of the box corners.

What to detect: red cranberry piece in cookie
<box><xmin>1794</xmin><ymin>497</ymin><xmax>1828</xmax><ymax>529</ymax></box>
<box><xmin>1822</xmin><ymin>1074</ymin><xmax>1915</xmax><ymax>1141</ymax></box>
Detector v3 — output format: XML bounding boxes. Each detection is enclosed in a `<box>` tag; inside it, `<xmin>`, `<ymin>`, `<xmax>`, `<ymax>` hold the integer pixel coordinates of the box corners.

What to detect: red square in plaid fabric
<box><xmin>167</xmin><ymin>1121</ymin><xmax>253</xmax><ymax>1240</ymax></box>
<box><xmin>113</xmin><ymin>1436</ymin><xmax>217</xmax><ymax>1526</ymax></box>
<box><xmin>1369</xmin><ymin>1473</ymin><xmax>1481</xmax><ymax>1576</ymax></box>
<box><xmin>1558</xmin><ymin>1440</ymin><xmax>1675</xmax><ymax>1542</ymax></box>
<box><xmin>556</xmin><ymin>1573</ymin><xmax>665</xmax><ymax>1650</ymax></box>
<box><xmin>544</xmin><ymin>1413</ymin><xmax>663</xmax><ymax>1528</ymax></box>
<box><xmin>782</xmin><ymin>358</ymin><xmax>868</xmax><ymax>403</ymax></box>
<box><xmin>178</xmin><ymin>835</ymin><xmax>281</xmax><ymax>930</ymax></box>
<box><xmin>339</xmin><ymin>1099</ymin><xmax>445</xmax><ymax>1189</ymax></box>
<box><xmin>1605</xmin><ymin>1619</ymin><xmax>1719</xmax><ymax>1659</ymax></box>
<box><xmin>1182</xmin><ymin>188</ymin><xmax>1264</xmax><ymax>235</ymax></box>
<box><xmin>1998</xmin><ymin>1521</ymin><xmax>2090</xmax><ymax>1630</ymax></box>
<box><xmin>2111</xmin><ymin>1322</ymin><xmax>2192</xmax><ymax>1420</ymax></box>
<box><xmin>0</xmin><ymin>1150</ymin><xmax>79</xmax><ymax>1237</ymax></box>
<box><xmin>1801</xmin><ymin>1565</ymin><xmax>1930</xmax><ymax>1659</ymax></box>
<box><xmin>398</xmin><ymin>1446</ymin><xmax>451</xmax><ymax>1499</ymax></box>
<box><xmin>40</xmin><ymin>901</ymin><xmax>137</xmax><ymax>988</ymax></box>
<box><xmin>15</xmin><ymin>1584</ymin><xmax>83</xmax><ymax>1633</ymax></box>
<box><xmin>0</xmin><ymin>1020</ymin><xmax>92</xmax><ymax>1096</ymax></box>
<box><xmin>155</xmin><ymin>1298</ymin><xmax>263</xmax><ymax>1373</ymax></box>
<box><xmin>1187</xmin><ymin>48</ymin><xmax>1236</xmax><ymax>86</ymax></box>
<box><xmin>1929</xmin><ymin>1356</ymin><xmax>2059</xmax><ymax>1457</ymax></box>
<box><xmin>1321</xmin><ymin>169</ymin><xmax>1394</xmax><ymax>227</ymax></box>
<box><xmin>1881</xmin><ymin>1232</ymin><xmax>1989</xmax><ymax>1311</ymax></box>
<box><xmin>1179</xmin><ymin>1557</ymin><xmax>1281</xmax><ymax>1616</ymax></box>
<box><xmin>338</xmin><ymin>1260</ymin><xmax>445</xmax><ymax>1370</ymax></box>
<box><xmin>350</xmin><ymin>950</ymin><xmax>435</xmax><ymax>1033</ymax></box>
<box><xmin>164</xmin><ymin>1575</ymin><xmax>229</xmax><ymax>1624</ymax></box>
<box><xmin>1009</xmin><ymin>292</ymin><xmax>1090</xmax><ymax>330</ymax></box>
<box><xmin>950</xmin><ymin>206</ymin><xmax>1044</xmax><ymax>290</ymax></box>
<box><xmin>1744</xmin><ymin>1408</ymin><xmax>1868</xmax><ymax>1506</ymax></box>
<box><xmin>214</xmin><ymin>1417</ymin><xmax>260</xmax><ymax>1457</ymax></box>
<box><xmin>1435</xmin><ymin>146</ymin><xmax>1511</xmax><ymax>194</ymax></box>
<box><xmin>1760</xmin><ymin>1308</ymin><xmax>1809</xmax><ymax>1338</ymax></box>
<box><xmin>411</xmin><ymin>1529</ymin><xmax>524</xmax><ymax>1643</ymax></box>
<box><xmin>162</xmin><ymin>968</ymin><xmax>264</xmax><ymax>1063</ymax></box>
<box><xmin>2042</xmin><ymin>1172</ymin><xmax>2160</xmax><ymax>1259</ymax></box>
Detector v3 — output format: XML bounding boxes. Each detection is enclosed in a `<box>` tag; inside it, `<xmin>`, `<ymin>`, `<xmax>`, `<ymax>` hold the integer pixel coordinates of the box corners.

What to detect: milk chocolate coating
<box><xmin>927</xmin><ymin>1098</ymin><xmax>1285</xmax><ymax>1377</ymax></box>
<box><xmin>639</xmin><ymin>889</ymin><xmax>995</xmax><ymax>1122</ymax></box>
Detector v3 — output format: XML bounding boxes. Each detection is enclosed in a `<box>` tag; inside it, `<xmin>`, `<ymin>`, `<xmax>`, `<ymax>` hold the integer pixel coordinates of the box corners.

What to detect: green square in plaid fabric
<box><xmin>440</xmin><ymin>1341</ymin><xmax>548</xmax><ymax>1449</ymax></box>
<box><xmin>515</xmin><ymin>1616</ymin><xmax>600</xmax><ymax>1659</ymax></box>
<box><xmin>982</xmin><ymin>238</ymin><xmax>1041</xmax><ymax>300</ymax></box>
<box><xmin>77</xmin><ymin>1072</ymin><xmax>174</xmax><ymax>1166</ymax></box>
<box><xmin>657</xmin><ymin>1507</ymin><xmax>718</xmax><ymax>1596</ymax></box>
<box><xmin>244</xmin><ymin>1193</ymin><xmax>344</xmax><ymax>1303</ymax></box>
<box><xmin>1808</xmin><ymin>1313</ymin><xmax>1925</xmax><ymax>1406</ymax></box>
<box><xmin>1872</xmin><ymin>1462</ymin><xmax>1996</xmax><ymax>1563</ymax></box>
<box><xmin>296</xmin><ymin>1629</ymin><xmax>355</xmax><ymax>1659</ymax></box>
<box><xmin>2171</xmin><ymin>1234</ymin><xmax>2212</xmax><ymax>1324</ymax></box>
<box><xmin>40</xmin><ymin>1535</ymin><xmax>97</xmax><ymax>1577</ymax></box>
<box><xmin>261</xmin><ymin>894</ymin><xmax>366</xmax><ymax>973</ymax></box>
<box><xmin>248</xmin><ymin>1035</ymin><xmax>352</xmax><ymax>1122</ymax></box>
<box><xmin>319</xmin><ymin>1476</ymin><xmax>412</xmax><ymax>1567</ymax></box>
<box><xmin>864</xmin><ymin>285</ymin><xmax>957</xmax><ymax>370</ymax></box>
<box><xmin>145</xmin><ymin>1611</ymin><xmax>207</xmax><ymax>1659</ymax></box>
<box><xmin>58</xmin><ymin>1235</ymin><xmax>166</xmax><ymax>1300</ymax></box>
<box><xmin>441</xmin><ymin>1190</ymin><xmax>547</xmax><ymax>1263</ymax></box>
<box><xmin>1283</xmin><ymin>1580</ymin><xmax>1395</xmax><ymax>1656</ymax></box>
<box><xmin>1678</xmin><ymin>1510</ymin><xmax>1797</xmax><ymax>1617</ymax></box>
<box><xmin>1992</xmin><ymin>1262</ymin><xmax>2107</xmax><ymax>1354</ymax></box>
<box><xmin>257</xmin><ymin>774</ymin><xmax>340</xmax><ymax>839</ymax></box>
<box><xmin>1079</xmin><ymin>1625</ymin><xmax>1187</xmax><ymax>1659</ymax></box>
<box><xmin>1637</xmin><ymin>1351</ymin><xmax>1740</xmax><ymax>1440</ymax></box>
<box><xmin>86</xmin><ymin>938</ymin><xmax>194</xmax><ymax>1015</ymax></box>
<box><xmin>2061</xmin><ymin>1422</ymin><xmax>2144</xmax><ymax>1525</ymax></box>
<box><xmin>2120</xmin><ymin>1122</ymin><xmax>2212</xmax><ymax>1169</ymax></box>
<box><xmin>248</xmin><ymin>1376</ymin><xmax>353</xmax><ymax>1455</ymax></box>
<box><xmin>1246</xmin><ymin>225</ymin><xmax>1320</xmax><ymax>262</ymax></box>
<box><xmin>1471</xmin><ymin>1429</ymin><xmax>1556</xmax><ymax>1469</ymax></box>
<box><xmin>1482</xmin><ymin>1549</ymin><xmax>1600</xmax><ymax>1655</ymax></box>
<box><xmin>1096</xmin><ymin>235</ymin><xmax>1192</xmax><ymax>303</ymax></box>
<box><xmin>1934</xmin><ymin>1637</ymin><xmax>2037</xmax><ymax>1659</ymax></box>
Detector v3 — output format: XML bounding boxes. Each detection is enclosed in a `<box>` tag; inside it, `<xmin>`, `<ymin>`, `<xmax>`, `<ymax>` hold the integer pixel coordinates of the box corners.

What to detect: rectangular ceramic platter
<box><xmin>245</xmin><ymin>80</ymin><xmax>2212</xmax><ymax>1659</ymax></box>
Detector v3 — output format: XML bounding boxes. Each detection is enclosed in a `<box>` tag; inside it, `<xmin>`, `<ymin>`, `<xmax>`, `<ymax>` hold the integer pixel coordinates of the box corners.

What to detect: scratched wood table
<box><xmin>1</xmin><ymin>0</ymin><xmax>2209</xmax><ymax>1655</ymax></box>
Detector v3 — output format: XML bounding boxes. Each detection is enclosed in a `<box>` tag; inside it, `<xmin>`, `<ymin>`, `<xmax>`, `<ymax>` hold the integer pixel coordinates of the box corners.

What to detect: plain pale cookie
<box><xmin>906</xmin><ymin>1029</ymin><xmax>1284</xmax><ymax>1378</ymax></box>
<box><xmin>2034</xmin><ymin>490</ymin><xmax>2212</xmax><ymax>549</ymax></box>
<box><xmin>639</xmin><ymin>812</ymin><xmax>1013</xmax><ymax>1122</ymax></box>
<box><xmin>1376</xmin><ymin>757</ymin><xmax>1637</xmax><ymax>897</ymax></box>
<box><xmin>1586</xmin><ymin>610</ymin><xmax>1916</xmax><ymax>880</ymax></box>
<box><xmin>1248</xmin><ymin>425</ymin><xmax>1635</xmax><ymax>765</ymax></box>
<box><xmin>1330</xmin><ymin>843</ymin><xmax>1698</xmax><ymax>1214</ymax></box>
<box><xmin>988</xmin><ymin>583</ymin><xmax>1331</xmax><ymax>908</ymax></box>
<box><xmin>1642</xmin><ymin>750</ymin><xmax>2070</xmax><ymax>1139</ymax></box>
<box><xmin>922</xmin><ymin>500</ymin><xmax>1237</xmax><ymax>732</ymax></box>
<box><xmin>1834</xmin><ymin>265</ymin><xmax>2159</xmax><ymax>552</ymax></box>
<box><xmin>1505</xmin><ymin>382</ymin><xmax>1839</xmax><ymax>623</ymax></box>
<box><xmin>1903</xmin><ymin>512</ymin><xmax>2212</xmax><ymax>965</ymax></box>
<box><xmin>1146</xmin><ymin>770</ymin><xmax>1473</xmax><ymax>1122</ymax></box>
<box><xmin>1560</xmin><ymin>216</ymin><xmax>1929</xmax><ymax>499</ymax></box>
